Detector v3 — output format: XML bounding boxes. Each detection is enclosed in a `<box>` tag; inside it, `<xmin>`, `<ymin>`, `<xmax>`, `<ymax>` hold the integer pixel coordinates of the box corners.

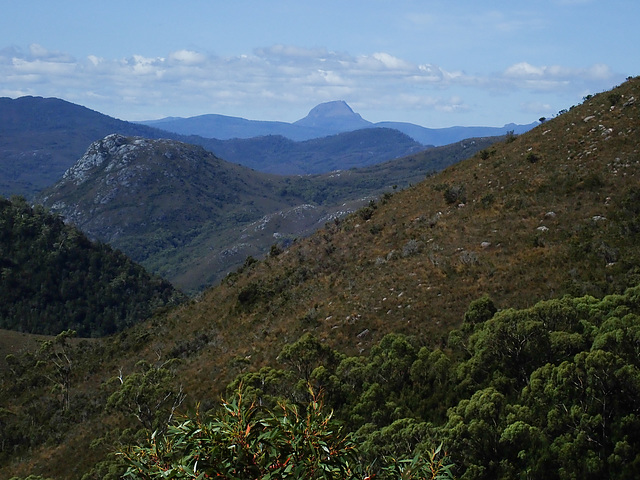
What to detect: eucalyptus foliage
<box><xmin>120</xmin><ymin>387</ymin><xmax>454</xmax><ymax>480</ymax></box>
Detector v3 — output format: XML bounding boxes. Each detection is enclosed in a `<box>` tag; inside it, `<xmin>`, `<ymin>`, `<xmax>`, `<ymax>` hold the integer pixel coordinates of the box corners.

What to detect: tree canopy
<box><xmin>0</xmin><ymin>196</ymin><xmax>184</xmax><ymax>336</ymax></box>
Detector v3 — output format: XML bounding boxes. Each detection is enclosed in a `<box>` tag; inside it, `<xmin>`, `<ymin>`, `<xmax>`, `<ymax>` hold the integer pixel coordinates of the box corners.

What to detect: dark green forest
<box><xmin>0</xmin><ymin>196</ymin><xmax>184</xmax><ymax>337</ymax></box>
<box><xmin>215</xmin><ymin>288</ymin><xmax>640</xmax><ymax>479</ymax></box>
<box><xmin>4</xmin><ymin>287</ymin><xmax>640</xmax><ymax>479</ymax></box>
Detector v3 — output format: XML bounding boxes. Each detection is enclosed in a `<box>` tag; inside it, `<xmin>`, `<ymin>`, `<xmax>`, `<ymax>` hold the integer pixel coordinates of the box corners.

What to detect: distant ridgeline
<box><xmin>0</xmin><ymin>196</ymin><xmax>184</xmax><ymax>337</ymax></box>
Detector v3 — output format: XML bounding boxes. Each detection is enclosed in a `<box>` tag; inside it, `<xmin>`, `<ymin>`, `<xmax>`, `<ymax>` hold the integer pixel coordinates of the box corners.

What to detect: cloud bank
<box><xmin>0</xmin><ymin>43</ymin><xmax>620</xmax><ymax>124</ymax></box>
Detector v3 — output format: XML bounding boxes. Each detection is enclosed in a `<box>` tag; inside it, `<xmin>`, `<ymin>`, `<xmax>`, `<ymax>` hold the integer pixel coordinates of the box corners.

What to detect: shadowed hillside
<box><xmin>190</xmin><ymin>127</ymin><xmax>424</xmax><ymax>174</ymax></box>
<box><xmin>0</xmin><ymin>196</ymin><xmax>184</xmax><ymax>337</ymax></box>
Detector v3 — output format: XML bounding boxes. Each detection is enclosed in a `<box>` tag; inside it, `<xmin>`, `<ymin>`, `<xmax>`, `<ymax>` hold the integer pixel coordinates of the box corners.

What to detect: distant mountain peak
<box><xmin>304</xmin><ymin>100</ymin><xmax>357</xmax><ymax>118</ymax></box>
<box><xmin>294</xmin><ymin>100</ymin><xmax>372</xmax><ymax>131</ymax></box>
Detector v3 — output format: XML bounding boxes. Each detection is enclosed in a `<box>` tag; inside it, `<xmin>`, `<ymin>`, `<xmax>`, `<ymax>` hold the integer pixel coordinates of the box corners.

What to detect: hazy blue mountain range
<box><xmin>140</xmin><ymin>100</ymin><xmax>538</xmax><ymax>145</ymax></box>
<box><xmin>0</xmin><ymin>96</ymin><xmax>424</xmax><ymax>197</ymax></box>
<box><xmin>182</xmin><ymin>127</ymin><xmax>425</xmax><ymax>175</ymax></box>
<box><xmin>140</xmin><ymin>101</ymin><xmax>374</xmax><ymax>141</ymax></box>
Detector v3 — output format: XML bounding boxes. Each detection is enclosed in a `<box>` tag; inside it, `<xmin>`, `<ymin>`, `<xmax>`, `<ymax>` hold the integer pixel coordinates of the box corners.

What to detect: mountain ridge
<box><xmin>38</xmin><ymin>133</ymin><xmax>497</xmax><ymax>291</ymax></box>
<box><xmin>139</xmin><ymin>100</ymin><xmax>538</xmax><ymax>145</ymax></box>
<box><xmin>0</xmin><ymin>96</ymin><xmax>445</xmax><ymax>198</ymax></box>
<box><xmin>0</xmin><ymin>96</ymin><xmax>175</xmax><ymax>198</ymax></box>
<box><xmin>38</xmin><ymin>134</ymin><xmax>310</xmax><ymax>291</ymax></box>
<box><xmin>188</xmin><ymin>127</ymin><xmax>425</xmax><ymax>175</ymax></box>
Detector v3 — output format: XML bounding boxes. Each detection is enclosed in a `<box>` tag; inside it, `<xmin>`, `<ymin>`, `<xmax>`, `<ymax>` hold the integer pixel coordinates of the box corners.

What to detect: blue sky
<box><xmin>1</xmin><ymin>0</ymin><xmax>637</xmax><ymax>127</ymax></box>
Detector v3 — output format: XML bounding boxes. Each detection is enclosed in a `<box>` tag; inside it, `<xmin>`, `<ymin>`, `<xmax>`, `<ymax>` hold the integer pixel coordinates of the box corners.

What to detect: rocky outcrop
<box><xmin>63</xmin><ymin>134</ymin><xmax>137</xmax><ymax>185</ymax></box>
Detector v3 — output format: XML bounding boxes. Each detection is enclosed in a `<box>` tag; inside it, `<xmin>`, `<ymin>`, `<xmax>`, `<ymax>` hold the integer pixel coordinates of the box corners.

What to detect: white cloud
<box><xmin>255</xmin><ymin>45</ymin><xmax>332</xmax><ymax>62</ymax></box>
<box><xmin>316</xmin><ymin>69</ymin><xmax>348</xmax><ymax>86</ymax></box>
<box><xmin>501</xmin><ymin>61</ymin><xmax>615</xmax><ymax>91</ymax></box>
<box><xmin>371</xmin><ymin>52</ymin><xmax>413</xmax><ymax>70</ymax></box>
<box><xmin>168</xmin><ymin>50</ymin><xmax>207</xmax><ymax>65</ymax></box>
<box><xmin>87</xmin><ymin>55</ymin><xmax>103</xmax><ymax>67</ymax></box>
<box><xmin>520</xmin><ymin>101</ymin><xmax>554</xmax><ymax>114</ymax></box>
<box><xmin>124</xmin><ymin>55</ymin><xmax>165</xmax><ymax>76</ymax></box>
<box><xmin>504</xmin><ymin>62</ymin><xmax>545</xmax><ymax>78</ymax></box>
<box><xmin>29</xmin><ymin>43</ymin><xmax>50</xmax><ymax>58</ymax></box>
<box><xmin>586</xmin><ymin>63</ymin><xmax>613</xmax><ymax>80</ymax></box>
<box><xmin>504</xmin><ymin>62</ymin><xmax>613</xmax><ymax>82</ymax></box>
<box><xmin>0</xmin><ymin>43</ymin><xmax>622</xmax><ymax>125</ymax></box>
<box><xmin>28</xmin><ymin>43</ymin><xmax>75</xmax><ymax>62</ymax></box>
<box><xmin>11</xmin><ymin>57</ymin><xmax>77</xmax><ymax>77</ymax></box>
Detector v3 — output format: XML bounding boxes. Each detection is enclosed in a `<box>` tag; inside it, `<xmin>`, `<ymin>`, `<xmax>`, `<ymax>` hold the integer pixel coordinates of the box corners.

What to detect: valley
<box><xmin>1</xmin><ymin>77</ymin><xmax>640</xmax><ymax>479</ymax></box>
<box><xmin>36</xmin><ymin>133</ymin><xmax>497</xmax><ymax>291</ymax></box>
<box><xmin>1</xmin><ymin>96</ymin><xmax>505</xmax><ymax>291</ymax></box>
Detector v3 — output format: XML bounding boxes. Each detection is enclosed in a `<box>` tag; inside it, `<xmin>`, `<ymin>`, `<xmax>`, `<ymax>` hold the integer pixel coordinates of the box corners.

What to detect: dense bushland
<box><xmin>0</xmin><ymin>196</ymin><xmax>184</xmax><ymax>336</ymax></box>
<box><xmin>118</xmin><ymin>387</ymin><xmax>454</xmax><ymax>479</ymax></box>
<box><xmin>3</xmin><ymin>286</ymin><xmax>640</xmax><ymax>478</ymax></box>
<box><xmin>221</xmin><ymin>288</ymin><xmax>638</xmax><ymax>479</ymax></box>
<box><xmin>114</xmin><ymin>287</ymin><xmax>640</xmax><ymax>479</ymax></box>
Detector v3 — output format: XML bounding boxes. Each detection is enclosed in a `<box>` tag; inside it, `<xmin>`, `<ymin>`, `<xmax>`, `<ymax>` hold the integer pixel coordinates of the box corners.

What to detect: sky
<box><xmin>1</xmin><ymin>0</ymin><xmax>637</xmax><ymax>127</ymax></box>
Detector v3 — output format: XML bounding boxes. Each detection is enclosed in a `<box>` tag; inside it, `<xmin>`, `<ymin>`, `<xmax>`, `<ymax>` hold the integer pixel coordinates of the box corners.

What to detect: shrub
<box><xmin>608</xmin><ymin>93</ymin><xmax>622</xmax><ymax>106</ymax></box>
<box><xmin>458</xmin><ymin>250</ymin><xmax>478</xmax><ymax>266</ymax></box>
<box><xmin>119</xmin><ymin>387</ymin><xmax>455</xmax><ymax>480</ymax></box>
<box><xmin>526</xmin><ymin>152</ymin><xmax>540</xmax><ymax>164</ymax></box>
<box><xmin>402</xmin><ymin>239</ymin><xmax>424</xmax><ymax>257</ymax></box>
<box><xmin>120</xmin><ymin>388</ymin><xmax>358</xmax><ymax>479</ymax></box>
<box><xmin>369</xmin><ymin>223</ymin><xmax>384</xmax><ymax>235</ymax></box>
<box><xmin>358</xmin><ymin>206</ymin><xmax>375</xmax><ymax>221</ymax></box>
<box><xmin>237</xmin><ymin>282</ymin><xmax>264</xmax><ymax>306</ymax></box>
<box><xmin>463</xmin><ymin>296</ymin><xmax>497</xmax><ymax>326</ymax></box>
<box><xmin>580</xmin><ymin>172</ymin><xmax>605</xmax><ymax>191</ymax></box>
<box><xmin>443</xmin><ymin>185</ymin><xmax>466</xmax><ymax>205</ymax></box>
<box><xmin>301</xmin><ymin>307</ymin><xmax>320</xmax><ymax>327</ymax></box>
<box><xmin>480</xmin><ymin>193</ymin><xmax>495</xmax><ymax>208</ymax></box>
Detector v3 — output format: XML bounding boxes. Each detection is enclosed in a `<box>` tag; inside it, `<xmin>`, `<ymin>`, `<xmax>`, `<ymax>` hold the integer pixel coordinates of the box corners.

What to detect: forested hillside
<box><xmin>0</xmin><ymin>196</ymin><xmax>184</xmax><ymax>337</ymax></box>
<box><xmin>120</xmin><ymin>287</ymin><xmax>640</xmax><ymax>479</ymax></box>
<box><xmin>189</xmin><ymin>127</ymin><xmax>424</xmax><ymax>174</ymax></box>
